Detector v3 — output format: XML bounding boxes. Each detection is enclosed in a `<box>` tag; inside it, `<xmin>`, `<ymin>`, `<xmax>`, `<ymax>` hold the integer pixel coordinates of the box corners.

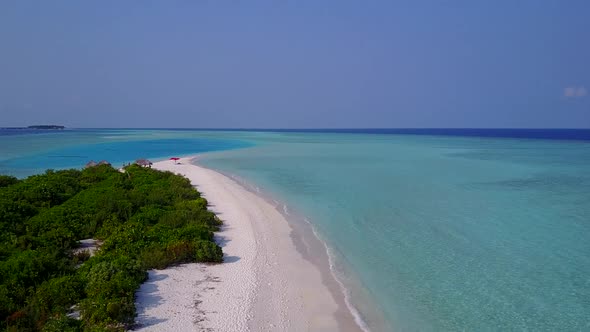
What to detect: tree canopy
<box><xmin>0</xmin><ymin>164</ymin><xmax>223</xmax><ymax>331</ymax></box>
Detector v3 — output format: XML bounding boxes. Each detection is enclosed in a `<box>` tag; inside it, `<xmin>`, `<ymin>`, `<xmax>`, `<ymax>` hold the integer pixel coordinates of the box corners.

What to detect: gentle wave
<box><xmin>213</xmin><ymin>167</ymin><xmax>371</xmax><ymax>331</ymax></box>
<box><xmin>303</xmin><ymin>217</ymin><xmax>372</xmax><ymax>332</ymax></box>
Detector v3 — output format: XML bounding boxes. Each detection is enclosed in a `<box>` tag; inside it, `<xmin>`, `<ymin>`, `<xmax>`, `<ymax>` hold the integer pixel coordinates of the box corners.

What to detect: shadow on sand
<box><xmin>134</xmin><ymin>272</ymin><xmax>169</xmax><ymax>329</ymax></box>
<box><xmin>223</xmin><ymin>255</ymin><xmax>241</xmax><ymax>263</ymax></box>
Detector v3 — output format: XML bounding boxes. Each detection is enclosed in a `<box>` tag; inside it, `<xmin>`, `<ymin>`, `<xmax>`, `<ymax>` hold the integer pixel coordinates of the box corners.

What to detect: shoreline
<box><xmin>212</xmin><ymin>165</ymin><xmax>374</xmax><ymax>332</ymax></box>
<box><xmin>135</xmin><ymin>156</ymin><xmax>363</xmax><ymax>331</ymax></box>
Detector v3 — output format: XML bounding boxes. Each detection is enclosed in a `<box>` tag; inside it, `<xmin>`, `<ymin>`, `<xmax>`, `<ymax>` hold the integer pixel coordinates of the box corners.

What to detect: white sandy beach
<box><xmin>134</xmin><ymin>157</ymin><xmax>360</xmax><ymax>331</ymax></box>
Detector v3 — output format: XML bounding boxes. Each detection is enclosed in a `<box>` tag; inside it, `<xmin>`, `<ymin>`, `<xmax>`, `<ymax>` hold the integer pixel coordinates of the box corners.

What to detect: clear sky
<box><xmin>1</xmin><ymin>1</ymin><xmax>588</xmax><ymax>128</ymax></box>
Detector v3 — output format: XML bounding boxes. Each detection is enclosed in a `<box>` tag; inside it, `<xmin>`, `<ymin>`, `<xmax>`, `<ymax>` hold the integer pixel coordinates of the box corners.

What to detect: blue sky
<box><xmin>1</xmin><ymin>1</ymin><xmax>588</xmax><ymax>128</ymax></box>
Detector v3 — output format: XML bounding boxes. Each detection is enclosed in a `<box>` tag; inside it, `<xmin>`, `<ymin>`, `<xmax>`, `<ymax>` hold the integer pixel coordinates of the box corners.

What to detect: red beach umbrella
<box><xmin>170</xmin><ymin>157</ymin><xmax>180</xmax><ymax>164</ymax></box>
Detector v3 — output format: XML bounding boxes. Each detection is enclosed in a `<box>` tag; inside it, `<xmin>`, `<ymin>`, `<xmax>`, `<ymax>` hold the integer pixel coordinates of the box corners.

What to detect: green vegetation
<box><xmin>0</xmin><ymin>165</ymin><xmax>223</xmax><ymax>331</ymax></box>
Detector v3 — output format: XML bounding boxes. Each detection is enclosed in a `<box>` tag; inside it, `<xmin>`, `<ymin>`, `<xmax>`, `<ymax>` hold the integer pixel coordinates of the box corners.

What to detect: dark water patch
<box><xmin>163</xmin><ymin>128</ymin><xmax>590</xmax><ymax>141</ymax></box>
<box><xmin>465</xmin><ymin>174</ymin><xmax>590</xmax><ymax>193</ymax></box>
<box><xmin>0</xmin><ymin>128</ymin><xmax>71</xmax><ymax>136</ymax></box>
<box><xmin>446</xmin><ymin>145</ymin><xmax>590</xmax><ymax>167</ymax></box>
<box><xmin>47</xmin><ymin>155</ymin><xmax>88</xmax><ymax>159</ymax></box>
<box><xmin>6</xmin><ymin>128</ymin><xmax>590</xmax><ymax>141</ymax></box>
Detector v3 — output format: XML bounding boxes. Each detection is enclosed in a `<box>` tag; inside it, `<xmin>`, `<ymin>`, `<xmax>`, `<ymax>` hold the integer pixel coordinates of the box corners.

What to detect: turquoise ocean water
<box><xmin>2</xmin><ymin>129</ymin><xmax>589</xmax><ymax>331</ymax></box>
<box><xmin>0</xmin><ymin>129</ymin><xmax>251</xmax><ymax>178</ymax></box>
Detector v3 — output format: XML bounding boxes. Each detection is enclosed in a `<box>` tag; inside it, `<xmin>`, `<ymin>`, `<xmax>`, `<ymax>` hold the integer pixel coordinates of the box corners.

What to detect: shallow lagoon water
<box><xmin>0</xmin><ymin>129</ymin><xmax>251</xmax><ymax>177</ymax></box>
<box><xmin>200</xmin><ymin>132</ymin><xmax>590</xmax><ymax>331</ymax></box>
<box><xmin>2</xmin><ymin>129</ymin><xmax>590</xmax><ymax>331</ymax></box>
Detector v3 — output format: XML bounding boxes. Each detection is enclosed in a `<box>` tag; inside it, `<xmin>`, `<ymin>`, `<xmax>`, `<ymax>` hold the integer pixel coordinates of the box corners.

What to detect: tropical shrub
<box><xmin>0</xmin><ymin>165</ymin><xmax>223</xmax><ymax>331</ymax></box>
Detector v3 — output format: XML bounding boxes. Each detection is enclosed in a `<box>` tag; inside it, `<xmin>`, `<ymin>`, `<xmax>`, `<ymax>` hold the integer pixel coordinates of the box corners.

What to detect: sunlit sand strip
<box><xmin>134</xmin><ymin>157</ymin><xmax>350</xmax><ymax>331</ymax></box>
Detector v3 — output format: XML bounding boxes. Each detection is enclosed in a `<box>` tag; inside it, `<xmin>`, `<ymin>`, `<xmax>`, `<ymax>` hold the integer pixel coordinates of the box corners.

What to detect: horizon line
<box><xmin>4</xmin><ymin>127</ymin><xmax>590</xmax><ymax>130</ymax></box>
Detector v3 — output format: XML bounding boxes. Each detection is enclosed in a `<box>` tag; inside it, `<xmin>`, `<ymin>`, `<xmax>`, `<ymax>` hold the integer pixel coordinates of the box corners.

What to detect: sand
<box><xmin>134</xmin><ymin>157</ymin><xmax>361</xmax><ymax>332</ymax></box>
<box><xmin>73</xmin><ymin>239</ymin><xmax>102</xmax><ymax>257</ymax></box>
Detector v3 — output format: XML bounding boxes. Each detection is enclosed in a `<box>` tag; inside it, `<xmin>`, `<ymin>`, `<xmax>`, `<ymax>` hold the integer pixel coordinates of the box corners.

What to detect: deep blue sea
<box><xmin>2</xmin><ymin>128</ymin><xmax>590</xmax><ymax>331</ymax></box>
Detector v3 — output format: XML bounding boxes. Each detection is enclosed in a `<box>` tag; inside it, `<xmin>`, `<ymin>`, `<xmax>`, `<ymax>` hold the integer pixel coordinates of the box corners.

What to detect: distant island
<box><xmin>27</xmin><ymin>125</ymin><xmax>65</xmax><ymax>129</ymax></box>
<box><xmin>1</xmin><ymin>125</ymin><xmax>66</xmax><ymax>130</ymax></box>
